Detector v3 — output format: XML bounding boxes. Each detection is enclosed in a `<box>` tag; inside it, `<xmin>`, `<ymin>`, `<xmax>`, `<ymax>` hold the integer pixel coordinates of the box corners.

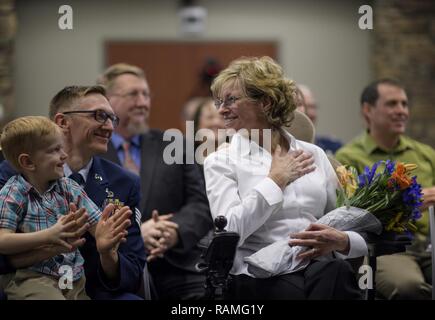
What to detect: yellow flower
<box><xmin>336</xmin><ymin>166</ymin><xmax>357</xmax><ymax>198</ymax></box>
<box><xmin>345</xmin><ymin>181</ymin><xmax>357</xmax><ymax>198</ymax></box>
<box><xmin>385</xmin><ymin>212</ymin><xmax>403</xmax><ymax>231</ymax></box>
<box><xmin>403</xmin><ymin>163</ymin><xmax>418</xmax><ymax>172</ymax></box>
<box><xmin>392</xmin><ymin>226</ymin><xmax>405</xmax><ymax>233</ymax></box>
<box><xmin>336</xmin><ymin>166</ymin><xmax>348</xmax><ymax>186</ymax></box>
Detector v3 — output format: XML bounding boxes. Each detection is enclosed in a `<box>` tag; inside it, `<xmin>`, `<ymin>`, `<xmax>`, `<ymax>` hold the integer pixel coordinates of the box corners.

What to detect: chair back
<box><xmin>285</xmin><ymin>110</ymin><xmax>315</xmax><ymax>143</ymax></box>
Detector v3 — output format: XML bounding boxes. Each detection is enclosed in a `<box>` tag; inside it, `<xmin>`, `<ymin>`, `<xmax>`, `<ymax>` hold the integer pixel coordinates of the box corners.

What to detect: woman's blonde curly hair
<box><xmin>211</xmin><ymin>56</ymin><xmax>297</xmax><ymax>128</ymax></box>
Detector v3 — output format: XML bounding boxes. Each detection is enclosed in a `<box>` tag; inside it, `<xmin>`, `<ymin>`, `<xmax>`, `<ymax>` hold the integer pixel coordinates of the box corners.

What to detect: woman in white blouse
<box><xmin>203</xmin><ymin>56</ymin><xmax>367</xmax><ymax>299</ymax></box>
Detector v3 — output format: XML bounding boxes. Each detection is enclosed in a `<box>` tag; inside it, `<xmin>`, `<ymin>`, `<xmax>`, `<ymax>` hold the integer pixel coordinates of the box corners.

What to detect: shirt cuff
<box><xmin>254</xmin><ymin>177</ymin><xmax>283</xmax><ymax>206</ymax></box>
<box><xmin>335</xmin><ymin>231</ymin><xmax>368</xmax><ymax>259</ymax></box>
<box><xmin>97</xmin><ymin>254</ymin><xmax>122</xmax><ymax>292</ymax></box>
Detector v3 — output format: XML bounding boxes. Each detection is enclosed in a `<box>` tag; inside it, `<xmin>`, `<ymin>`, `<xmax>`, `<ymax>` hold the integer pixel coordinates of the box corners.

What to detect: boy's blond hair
<box><xmin>0</xmin><ymin>116</ymin><xmax>61</xmax><ymax>171</ymax></box>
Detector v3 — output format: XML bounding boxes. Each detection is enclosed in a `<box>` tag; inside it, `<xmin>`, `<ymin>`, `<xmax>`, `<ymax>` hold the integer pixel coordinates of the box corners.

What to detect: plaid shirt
<box><xmin>0</xmin><ymin>175</ymin><xmax>101</xmax><ymax>281</ymax></box>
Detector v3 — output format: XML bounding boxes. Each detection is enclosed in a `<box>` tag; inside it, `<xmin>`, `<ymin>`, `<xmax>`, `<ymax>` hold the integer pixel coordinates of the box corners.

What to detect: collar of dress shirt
<box><xmin>63</xmin><ymin>158</ymin><xmax>93</xmax><ymax>183</ymax></box>
<box><xmin>111</xmin><ymin>132</ymin><xmax>141</xmax><ymax>150</ymax></box>
<box><xmin>229</xmin><ymin>127</ymin><xmax>297</xmax><ymax>158</ymax></box>
<box><xmin>361</xmin><ymin>130</ymin><xmax>413</xmax><ymax>155</ymax></box>
<box><xmin>17</xmin><ymin>174</ymin><xmax>61</xmax><ymax>196</ymax></box>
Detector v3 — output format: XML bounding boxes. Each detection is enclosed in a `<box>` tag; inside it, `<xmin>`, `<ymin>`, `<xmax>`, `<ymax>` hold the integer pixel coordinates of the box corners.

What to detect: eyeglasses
<box><xmin>63</xmin><ymin>109</ymin><xmax>120</xmax><ymax>127</ymax></box>
<box><xmin>214</xmin><ymin>96</ymin><xmax>242</xmax><ymax>110</ymax></box>
<box><xmin>112</xmin><ymin>90</ymin><xmax>151</xmax><ymax>101</ymax></box>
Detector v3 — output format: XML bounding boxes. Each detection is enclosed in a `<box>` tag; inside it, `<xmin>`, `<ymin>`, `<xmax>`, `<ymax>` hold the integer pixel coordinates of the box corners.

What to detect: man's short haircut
<box><xmin>0</xmin><ymin>116</ymin><xmax>61</xmax><ymax>171</ymax></box>
<box><xmin>360</xmin><ymin>78</ymin><xmax>405</xmax><ymax>107</ymax></box>
<box><xmin>97</xmin><ymin>63</ymin><xmax>145</xmax><ymax>92</ymax></box>
<box><xmin>49</xmin><ymin>85</ymin><xmax>107</xmax><ymax>119</ymax></box>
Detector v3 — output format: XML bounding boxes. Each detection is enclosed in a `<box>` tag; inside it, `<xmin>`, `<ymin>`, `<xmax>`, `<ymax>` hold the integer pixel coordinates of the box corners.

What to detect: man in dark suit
<box><xmin>98</xmin><ymin>63</ymin><xmax>213</xmax><ymax>300</ymax></box>
<box><xmin>0</xmin><ymin>85</ymin><xmax>146</xmax><ymax>300</ymax></box>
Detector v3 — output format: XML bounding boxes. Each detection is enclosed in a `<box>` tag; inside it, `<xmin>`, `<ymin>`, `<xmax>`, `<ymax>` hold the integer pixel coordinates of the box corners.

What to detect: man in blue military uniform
<box><xmin>0</xmin><ymin>85</ymin><xmax>146</xmax><ymax>300</ymax></box>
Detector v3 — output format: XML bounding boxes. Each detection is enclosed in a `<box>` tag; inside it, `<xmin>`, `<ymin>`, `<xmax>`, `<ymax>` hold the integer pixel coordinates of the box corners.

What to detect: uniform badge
<box><xmin>103</xmin><ymin>188</ymin><xmax>124</xmax><ymax>210</ymax></box>
<box><xmin>105</xmin><ymin>198</ymin><xmax>125</xmax><ymax>210</ymax></box>
<box><xmin>105</xmin><ymin>188</ymin><xmax>114</xmax><ymax>198</ymax></box>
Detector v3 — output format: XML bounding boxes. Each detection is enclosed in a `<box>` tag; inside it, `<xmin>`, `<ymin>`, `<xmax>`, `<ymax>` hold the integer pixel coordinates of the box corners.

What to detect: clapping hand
<box><xmin>45</xmin><ymin>203</ymin><xmax>90</xmax><ymax>251</ymax></box>
<box><xmin>49</xmin><ymin>203</ymin><xmax>90</xmax><ymax>254</ymax></box>
<box><xmin>95</xmin><ymin>204</ymin><xmax>132</xmax><ymax>255</ymax></box>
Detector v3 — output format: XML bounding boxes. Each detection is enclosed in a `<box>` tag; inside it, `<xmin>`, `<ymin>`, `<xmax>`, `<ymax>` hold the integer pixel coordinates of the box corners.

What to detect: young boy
<box><xmin>0</xmin><ymin>116</ymin><xmax>129</xmax><ymax>300</ymax></box>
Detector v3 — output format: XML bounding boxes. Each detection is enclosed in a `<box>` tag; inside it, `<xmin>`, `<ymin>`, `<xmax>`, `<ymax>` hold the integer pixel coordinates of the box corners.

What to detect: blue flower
<box><xmin>412</xmin><ymin>208</ymin><xmax>422</xmax><ymax>220</ymax></box>
<box><xmin>358</xmin><ymin>161</ymin><xmax>380</xmax><ymax>187</ymax></box>
<box><xmin>384</xmin><ymin>159</ymin><xmax>396</xmax><ymax>175</ymax></box>
<box><xmin>402</xmin><ymin>176</ymin><xmax>423</xmax><ymax>211</ymax></box>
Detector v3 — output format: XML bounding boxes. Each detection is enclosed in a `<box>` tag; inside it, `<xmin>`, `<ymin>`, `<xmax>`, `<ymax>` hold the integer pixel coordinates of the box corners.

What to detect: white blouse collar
<box><xmin>228</xmin><ymin>127</ymin><xmax>298</xmax><ymax>158</ymax></box>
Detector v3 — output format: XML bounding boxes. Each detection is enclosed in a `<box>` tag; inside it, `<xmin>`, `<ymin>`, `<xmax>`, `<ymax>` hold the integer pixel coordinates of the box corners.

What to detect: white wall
<box><xmin>15</xmin><ymin>0</ymin><xmax>371</xmax><ymax>143</ymax></box>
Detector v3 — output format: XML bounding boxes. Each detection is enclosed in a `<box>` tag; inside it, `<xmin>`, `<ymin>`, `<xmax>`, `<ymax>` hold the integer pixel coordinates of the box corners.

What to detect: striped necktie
<box><xmin>122</xmin><ymin>142</ymin><xmax>140</xmax><ymax>175</ymax></box>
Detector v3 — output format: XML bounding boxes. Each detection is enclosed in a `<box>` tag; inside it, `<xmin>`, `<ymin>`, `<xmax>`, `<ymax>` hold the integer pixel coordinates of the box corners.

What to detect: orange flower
<box><xmin>391</xmin><ymin>162</ymin><xmax>412</xmax><ymax>189</ymax></box>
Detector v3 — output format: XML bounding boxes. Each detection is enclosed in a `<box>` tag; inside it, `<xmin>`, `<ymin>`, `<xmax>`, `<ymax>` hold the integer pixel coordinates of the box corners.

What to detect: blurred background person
<box><xmin>298</xmin><ymin>84</ymin><xmax>343</xmax><ymax>155</ymax></box>
<box><xmin>294</xmin><ymin>86</ymin><xmax>307</xmax><ymax>114</ymax></box>
<box><xmin>180</xmin><ymin>96</ymin><xmax>208</xmax><ymax>134</ymax></box>
<box><xmin>192</xmin><ymin>97</ymin><xmax>225</xmax><ymax>165</ymax></box>
<box><xmin>336</xmin><ymin>78</ymin><xmax>435</xmax><ymax>300</ymax></box>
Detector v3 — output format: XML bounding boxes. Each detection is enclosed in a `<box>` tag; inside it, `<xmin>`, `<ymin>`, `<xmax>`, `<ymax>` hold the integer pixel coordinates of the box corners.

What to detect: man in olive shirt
<box><xmin>336</xmin><ymin>79</ymin><xmax>435</xmax><ymax>300</ymax></box>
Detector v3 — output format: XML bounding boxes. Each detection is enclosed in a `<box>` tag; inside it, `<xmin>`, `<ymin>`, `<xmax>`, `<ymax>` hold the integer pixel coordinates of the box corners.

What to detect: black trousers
<box><xmin>149</xmin><ymin>260</ymin><xmax>206</xmax><ymax>300</ymax></box>
<box><xmin>227</xmin><ymin>259</ymin><xmax>363</xmax><ymax>300</ymax></box>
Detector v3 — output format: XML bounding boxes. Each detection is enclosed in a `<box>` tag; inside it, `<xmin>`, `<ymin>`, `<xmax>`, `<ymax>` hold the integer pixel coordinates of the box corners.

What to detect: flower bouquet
<box><xmin>244</xmin><ymin>160</ymin><xmax>423</xmax><ymax>278</ymax></box>
<box><xmin>335</xmin><ymin>160</ymin><xmax>423</xmax><ymax>234</ymax></box>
